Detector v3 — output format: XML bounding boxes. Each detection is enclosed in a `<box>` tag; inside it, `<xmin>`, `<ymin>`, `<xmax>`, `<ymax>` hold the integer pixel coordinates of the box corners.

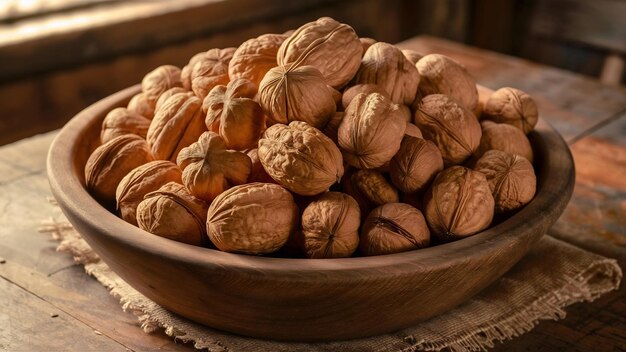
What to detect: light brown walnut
<box><xmin>246</xmin><ymin>148</ymin><xmax>276</xmax><ymax>184</ymax></box>
<box><xmin>338</xmin><ymin>92</ymin><xmax>406</xmax><ymax>169</ymax></box>
<box><xmin>474</xmin><ymin>84</ymin><xmax>494</xmax><ymax>119</ymax></box>
<box><xmin>141</xmin><ymin>65</ymin><xmax>183</xmax><ymax>106</ymax></box>
<box><xmin>390</xmin><ymin>136</ymin><xmax>443</xmax><ymax>193</ymax></box>
<box><xmin>475</xmin><ymin>150</ymin><xmax>536</xmax><ymax>213</ymax></box>
<box><xmin>278</xmin><ymin>17</ymin><xmax>362</xmax><ymax>88</ymax></box>
<box><xmin>127</xmin><ymin>92</ymin><xmax>155</xmax><ymax>120</ymax></box>
<box><xmin>424</xmin><ymin>166</ymin><xmax>494</xmax><ymax>241</ymax></box>
<box><xmin>484</xmin><ymin>87</ymin><xmax>538</xmax><ymax>134</ymax></box>
<box><xmin>414</xmin><ymin>94</ymin><xmax>481</xmax><ymax>165</ymax></box>
<box><xmin>301</xmin><ymin>192</ymin><xmax>360</xmax><ymax>258</ymax></box>
<box><xmin>155</xmin><ymin>87</ymin><xmax>191</xmax><ymax>112</ymax></box>
<box><xmin>182</xmin><ymin>48</ymin><xmax>236</xmax><ymax>100</ymax></box>
<box><xmin>229</xmin><ymin>33</ymin><xmax>288</xmax><ymax>87</ymax></box>
<box><xmin>258</xmin><ymin>121</ymin><xmax>343</xmax><ymax>196</ymax></box>
<box><xmin>115</xmin><ymin>160</ymin><xmax>182</xmax><ymax>225</ymax></box>
<box><xmin>341</xmin><ymin>84</ymin><xmax>388</xmax><ymax>109</ymax></box>
<box><xmin>136</xmin><ymin>182</ymin><xmax>208</xmax><ymax>246</ymax></box>
<box><xmin>359</xmin><ymin>37</ymin><xmax>377</xmax><ymax>54</ymax></box>
<box><xmin>352</xmin><ymin>169</ymin><xmax>399</xmax><ymax>206</ymax></box>
<box><xmin>177</xmin><ymin>132</ymin><xmax>251</xmax><ymax>202</ymax></box>
<box><xmin>360</xmin><ymin>203</ymin><xmax>430</xmax><ymax>256</ymax></box>
<box><xmin>100</xmin><ymin>107</ymin><xmax>151</xmax><ymax>144</ymax></box>
<box><xmin>207</xmin><ymin>183</ymin><xmax>299</xmax><ymax>255</ymax></box>
<box><xmin>203</xmin><ymin>78</ymin><xmax>264</xmax><ymax>150</ymax></box>
<box><xmin>353</xmin><ymin>42</ymin><xmax>420</xmax><ymax>105</ymax></box>
<box><xmin>476</xmin><ymin>120</ymin><xmax>534</xmax><ymax>162</ymax></box>
<box><xmin>416</xmin><ymin>54</ymin><xmax>478</xmax><ymax>112</ymax></box>
<box><xmin>402</xmin><ymin>49</ymin><xmax>423</xmax><ymax>64</ymax></box>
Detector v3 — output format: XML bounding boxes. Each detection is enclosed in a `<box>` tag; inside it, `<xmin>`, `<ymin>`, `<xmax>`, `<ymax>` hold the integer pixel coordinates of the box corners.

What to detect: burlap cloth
<box><xmin>39</xmin><ymin>210</ymin><xmax>622</xmax><ymax>352</ymax></box>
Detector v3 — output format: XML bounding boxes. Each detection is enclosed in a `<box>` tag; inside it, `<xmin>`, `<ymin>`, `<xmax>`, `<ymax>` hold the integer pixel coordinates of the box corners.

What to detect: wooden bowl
<box><xmin>47</xmin><ymin>85</ymin><xmax>575</xmax><ymax>342</ymax></box>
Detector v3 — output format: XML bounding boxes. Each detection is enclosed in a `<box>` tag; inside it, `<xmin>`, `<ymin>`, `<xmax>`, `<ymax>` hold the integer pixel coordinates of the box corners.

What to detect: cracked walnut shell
<box><xmin>360</xmin><ymin>203</ymin><xmax>430</xmax><ymax>256</ymax></box>
<box><xmin>484</xmin><ymin>87</ymin><xmax>538</xmax><ymax>134</ymax></box>
<box><xmin>228</xmin><ymin>33</ymin><xmax>287</xmax><ymax>88</ymax></box>
<box><xmin>338</xmin><ymin>92</ymin><xmax>406</xmax><ymax>169</ymax></box>
<box><xmin>353</xmin><ymin>42</ymin><xmax>420</xmax><ymax>105</ymax></box>
<box><xmin>414</xmin><ymin>94</ymin><xmax>481</xmax><ymax>165</ymax></box>
<box><xmin>115</xmin><ymin>161</ymin><xmax>182</xmax><ymax>225</ymax></box>
<box><xmin>424</xmin><ymin>166</ymin><xmax>494</xmax><ymax>241</ymax></box>
<box><xmin>278</xmin><ymin>17</ymin><xmax>362</xmax><ymax>88</ymax></box>
<box><xmin>100</xmin><ymin>107</ymin><xmax>151</xmax><ymax>144</ymax></box>
<box><xmin>301</xmin><ymin>192</ymin><xmax>360</xmax><ymax>258</ymax></box>
<box><xmin>85</xmin><ymin>134</ymin><xmax>154</xmax><ymax>207</ymax></box>
<box><xmin>136</xmin><ymin>182</ymin><xmax>208</xmax><ymax>246</ymax></box>
<box><xmin>258</xmin><ymin>121</ymin><xmax>344</xmax><ymax>196</ymax></box>
<box><xmin>416</xmin><ymin>54</ymin><xmax>478</xmax><ymax>112</ymax></box>
<box><xmin>390</xmin><ymin>136</ymin><xmax>444</xmax><ymax>193</ymax></box>
<box><xmin>177</xmin><ymin>131</ymin><xmax>251</xmax><ymax>202</ymax></box>
<box><xmin>258</xmin><ymin>64</ymin><xmax>336</xmax><ymax>129</ymax></box>
<box><xmin>207</xmin><ymin>183</ymin><xmax>299</xmax><ymax>255</ymax></box>
<box><xmin>475</xmin><ymin>150</ymin><xmax>536</xmax><ymax>213</ymax></box>
<box><xmin>203</xmin><ymin>78</ymin><xmax>264</xmax><ymax>150</ymax></box>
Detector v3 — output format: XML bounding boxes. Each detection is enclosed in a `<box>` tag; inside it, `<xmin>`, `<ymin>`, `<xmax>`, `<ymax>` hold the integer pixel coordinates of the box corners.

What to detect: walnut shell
<box><xmin>341</xmin><ymin>84</ymin><xmax>388</xmax><ymax>109</ymax></box>
<box><xmin>359</xmin><ymin>37</ymin><xmax>377</xmax><ymax>54</ymax></box>
<box><xmin>474</xmin><ymin>84</ymin><xmax>494</xmax><ymax>118</ymax></box>
<box><xmin>476</xmin><ymin>120</ymin><xmax>533</xmax><ymax>162</ymax></box>
<box><xmin>246</xmin><ymin>148</ymin><xmax>276</xmax><ymax>184</ymax></box>
<box><xmin>203</xmin><ymin>78</ymin><xmax>264</xmax><ymax>150</ymax></box>
<box><xmin>475</xmin><ymin>150</ymin><xmax>536</xmax><ymax>213</ymax></box>
<box><xmin>183</xmin><ymin>48</ymin><xmax>236</xmax><ymax>100</ymax></box>
<box><xmin>404</xmin><ymin>122</ymin><xmax>423</xmax><ymax>138</ymax></box>
<box><xmin>353</xmin><ymin>42</ymin><xmax>420</xmax><ymax>105</ymax></box>
<box><xmin>127</xmin><ymin>92</ymin><xmax>155</xmax><ymax>120</ymax></box>
<box><xmin>424</xmin><ymin>166</ymin><xmax>494</xmax><ymax>241</ymax></box>
<box><xmin>85</xmin><ymin>135</ymin><xmax>154</xmax><ymax>207</ymax></box>
<box><xmin>141</xmin><ymin>65</ymin><xmax>183</xmax><ymax>106</ymax></box>
<box><xmin>301</xmin><ymin>192</ymin><xmax>360</xmax><ymax>258</ymax></box>
<box><xmin>228</xmin><ymin>33</ymin><xmax>287</xmax><ymax>87</ymax></box>
<box><xmin>207</xmin><ymin>183</ymin><xmax>299</xmax><ymax>254</ymax></box>
<box><xmin>100</xmin><ymin>107</ymin><xmax>151</xmax><ymax>144</ymax></box>
<box><xmin>258</xmin><ymin>64</ymin><xmax>336</xmax><ymax>128</ymax></box>
<box><xmin>322</xmin><ymin>111</ymin><xmax>344</xmax><ymax>143</ymax></box>
<box><xmin>360</xmin><ymin>203</ymin><xmax>430</xmax><ymax>256</ymax></box>
<box><xmin>258</xmin><ymin>121</ymin><xmax>344</xmax><ymax>196</ymax></box>
<box><xmin>115</xmin><ymin>160</ymin><xmax>182</xmax><ymax>225</ymax></box>
<box><xmin>352</xmin><ymin>169</ymin><xmax>399</xmax><ymax>206</ymax></box>
<box><xmin>414</xmin><ymin>94</ymin><xmax>481</xmax><ymax>165</ymax></box>
<box><xmin>402</xmin><ymin>49</ymin><xmax>423</xmax><ymax>64</ymax></box>
<box><xmin>147</xmin><ymin>92</ymin><xmax>206</xmax><ymax>162</ymax></box>
<box><xmin>278</xmin><ymin>17</ymin><xmax>362</xmax><ymax>88</ymax></box>
<box><xmin>416</xmin><ymin>54</ymin><xmax>478</xmax><ymax>112</ymax></box>
<box><xmin>484</xmin><ymin>87</ymin><xmax>538</xmax><ymax>134</ymax></box>
<box><xmin>390</xmin><ymin>136</ymin><xmax>444</xmax><ymax>193</ymax></box>
<box><xmin>155</xmin><ymin>87</ymin><xmax>191</xmax><ymax>112</ymax></box>
<box><xmin>136</xmin><ymin>182</ymin><xmax>208</xmax><ymax>246</ymax></box>
<box><xmin>177</xmin><ymin>132</ymin><xmax>251</xmax><ymax>201</ymax></box>
<box><xmin>338</xmin><ymin>92</ymin><xmax>406</xmax><ymax>169</ymax></box>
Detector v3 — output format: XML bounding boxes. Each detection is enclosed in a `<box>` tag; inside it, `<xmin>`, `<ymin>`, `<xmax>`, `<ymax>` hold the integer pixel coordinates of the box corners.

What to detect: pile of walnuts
<box><xmin>84</xmin><ymin>17</ymin><xmax>538</xmax><ymax>259</ymax></box>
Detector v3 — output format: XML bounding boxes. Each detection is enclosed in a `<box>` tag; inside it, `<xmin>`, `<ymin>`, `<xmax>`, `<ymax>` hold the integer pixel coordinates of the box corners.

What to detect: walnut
<box><xmin>390</xmin><ymin>136</ymin><xmax>443</xmax><ymax>193</ymax></box>
<box><xmin>278</xmin><ymin>17</ymin><xmax>362</xmax><ymax>88</ymax></box>
<box><xmin>246</xmin><ymin>148</ymin><xmax>276</xmax><ymax>184</ymax></box>
<box><xmin>475</xmin><ymin>150</ymin><xmax>536</xmax><ymax>213</ymax></box>
<box><xmin>228</xmin><ymin>33</ymin><xmax>288</xmax><ymax>87</ymax></box>
<box><xmin>352</xmin><ymin>169</ymin><xmax>399</xmax><ymax>206</ymax></box>
<box><xmin>338</xmin><ymin>92</ymin><xmax>406</xmax><ymax>169</ymax></box>
<box><xmin>141</xmin><ymin>65</ymin><xmax>183</xmax><ymax>106</ymax></box>
<box><xmin>100</xmin><ymin>107</ymin><xmax>151</xmax><ymax>143</ymax></box>
<box><xmin>476</xmin><ymin>120</ymin><xmax>533</xmax><ymax>163</ymax></box>
<box><xmin>85</xmin><ymin>135</ymin><xmax>154</xmax><ymax>207</ymax></box>
<box><xmin>177</xmin><ymin>132</ymin><xmax>251</xmax><ymax>201</ymax></box>
<box><xmin>182</xmin><ymin>48</ymin><xmax>236</xmax><ymax>100</ymax></box>
<box><xmin>414</xmin><ymin>94</ymin><xmax>481</xmax><ymax>165</ymax></box>
<box><xmin>402</xmin><ymin>49</ymin><xmax>423</xmax><ymax>64</ymax></box>
<box><xmin>207</xmin><ymin>183</ymin><xmax>299</xmax><ymax>255</ymax></box>
<box><xmin>155</xmin><ymin>87</ymin><xmax>191</xmax><ymax>112</ymax></box>
<box><xmin>416</xmin><ymin>54</ymin><xmax>478</xmax><ymax>112</ymax></box>
<box><xmin>404</xmin><ymin>122</ymin><xmax>423</xmax><ymax>138</ymax></box>
<box><xmin>136</xmin><ymin>182</ymin><xmax>208</xmax><ymax>246</ymax></box>
<box><xmin>341</xmin><ymin>84</ymin><xmax>388</xmax><ymax>109</ymax></box>
<box><xmin>203</xmin><ymin>78</ymin><xmax>264</xmax><ymax>150</ymax></box>
<box><xmin>127</xmin><ymin>92</ymin><xmax>155</xmax><ymax>120</ymax></box>
<box><xmin>359</xmin><ymin>37</ymin><xmax>377</xmax><ymax>54</ymax></box>
<box><xmin>474</xmin><ymin>84</ymin><xmax>494</xmax><ymax>119</ymax></box>
<box><xmin>115</xmin><ymin>160</ymin><xmax>182</xmax><ymax>225</ymax></box>
<box><xmin>258</xmin><ymin>121</ymin><xmax>343</xmax><ymax>196</ymax></box>
<box><xmin>398</xmin><ymin>104</ymin><xmax>413</xmax><ymax>122</ymax></box>
<box><xmin>353</xmin><ymin>42</ymin><xmax>420</xmax><ymax>105</ymax></box>
<box><xmin>329</xmin><ymin>86</ymin><xmax>342</xmax><ymax>109</ymax></box>
<box><xmin>484</xmin><ymin>87</ymin><xmax>538</xmax><ymax>134</ymax></box>
<box><xmin>301</xmin><ymin>192</ymin><xmax>360</xmax><ymax>258</ymax></box>
<box><xmin>258</xmin><ymin>64</ymin><xmax>336</xmax><ymax>129</ymax></box>
<box><xmin>360</xmin><ymin>203</ymin><xmax>430</xmax><ymax>256</ymax></box>
<box><xmin>147</xmin><ymin>92</ymin><xmax>206</xmax><ymax>162</ymax></box>
<box><xmin>322</xmin><ymin>111</ymin><xmax>344</xmax><ymax>143</ymax></box>
<box><xmin>424</xmin><ymin>166</ymin><xmax>494</xmax><ymax>241</ymax></box>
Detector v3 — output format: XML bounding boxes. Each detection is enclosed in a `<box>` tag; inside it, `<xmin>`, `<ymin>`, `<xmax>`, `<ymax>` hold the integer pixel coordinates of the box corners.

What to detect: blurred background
<box><xmin>0</xmin><ymin>0</ymin><xmax>624</xmax><ymax>146</ymax></box>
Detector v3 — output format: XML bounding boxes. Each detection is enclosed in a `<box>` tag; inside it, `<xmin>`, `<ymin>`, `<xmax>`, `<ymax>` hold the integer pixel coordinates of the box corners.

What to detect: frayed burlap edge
<box><xmin>39</xmin><ymin>210</ymin><xmax>622</xmax><ymax>352</ymax></box>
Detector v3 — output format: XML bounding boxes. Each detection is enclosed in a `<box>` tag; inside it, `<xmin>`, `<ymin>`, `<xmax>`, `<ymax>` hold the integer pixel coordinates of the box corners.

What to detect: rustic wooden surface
<box><xmin>0</xmin><ymin>36</ymin><xmax>625</xmax><ymax>350</ymax></box>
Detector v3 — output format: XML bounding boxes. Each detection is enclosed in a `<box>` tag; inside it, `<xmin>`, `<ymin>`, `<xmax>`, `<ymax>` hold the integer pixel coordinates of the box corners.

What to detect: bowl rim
<box><xmin>47</xmin><ymin>85</ymin><xmax>575</xmax><ymax>277</ymax></box>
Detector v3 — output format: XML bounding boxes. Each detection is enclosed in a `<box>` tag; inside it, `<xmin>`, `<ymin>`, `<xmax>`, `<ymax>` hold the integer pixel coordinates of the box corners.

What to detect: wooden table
<box><xmin>1</xmin><ymin>36</ymin><xmax>624</xmax><ymax>351</ymax></box>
